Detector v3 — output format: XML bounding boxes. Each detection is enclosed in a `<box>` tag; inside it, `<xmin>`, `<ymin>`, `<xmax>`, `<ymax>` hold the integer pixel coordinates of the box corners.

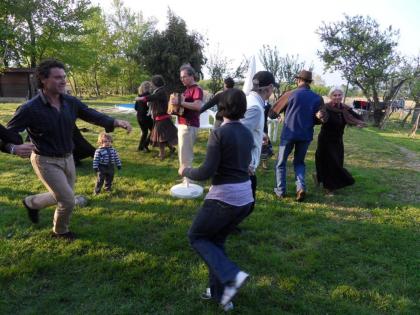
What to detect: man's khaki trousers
<box><xmin>25</xmin><ymin>153</ymin><xmax>76</xmax><ymax>234</ymax></box>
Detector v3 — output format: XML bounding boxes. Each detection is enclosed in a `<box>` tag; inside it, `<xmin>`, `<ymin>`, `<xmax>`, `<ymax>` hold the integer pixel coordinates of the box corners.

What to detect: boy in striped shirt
<box><xmin>93</xmin><ymin>132</ymin><xmax>122</xmax><ymax>194</ymax></box>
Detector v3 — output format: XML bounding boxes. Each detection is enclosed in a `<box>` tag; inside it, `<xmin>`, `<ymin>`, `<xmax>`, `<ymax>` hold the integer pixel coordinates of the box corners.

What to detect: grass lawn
<box><xmin>0</xmin><ymin>100</ymin><xmax>419</xmax><ymax>314</ymax></box>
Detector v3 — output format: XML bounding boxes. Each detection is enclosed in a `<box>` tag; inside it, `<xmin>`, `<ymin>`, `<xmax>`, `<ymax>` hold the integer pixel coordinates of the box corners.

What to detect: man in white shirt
<box><xmin>241</xmin><ymin>71</ymin><xmax>278</xmax><ymax>216</ymax></box>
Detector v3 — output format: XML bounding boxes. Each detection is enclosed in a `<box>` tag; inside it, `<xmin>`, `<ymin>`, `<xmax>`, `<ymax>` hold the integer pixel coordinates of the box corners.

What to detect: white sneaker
<box><xmin>221</xmin><ymin>301</ymin><xmax>234</xmax><ymax>311</ymax></box>
<box><xmin>220</xmin><ymin>271</ymin><xmax>249</xmax><ymax>306</ymax></box>
<box><xmin>75</xmin><ymin>195</ymin><xmax>88</xmax><ymax>207</ymax></box>
<box><xmin>200</xmin><ymin>287</ymin><xmax>212</xmax><ymax>300</ymax></box>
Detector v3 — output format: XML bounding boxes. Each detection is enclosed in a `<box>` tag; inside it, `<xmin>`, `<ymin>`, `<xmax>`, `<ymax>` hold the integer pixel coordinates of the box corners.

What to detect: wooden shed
<box><xmin>0</xmin><ymin>68</ymin><xmax>37</xmax><ymax>99</ymax></box>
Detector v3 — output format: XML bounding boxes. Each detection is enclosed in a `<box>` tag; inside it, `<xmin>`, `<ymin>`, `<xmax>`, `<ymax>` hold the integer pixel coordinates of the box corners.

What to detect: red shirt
<box><xmin>178</xmin><ymin>84</ymin><xmax>203</xmax><ymax>127</ymax></box>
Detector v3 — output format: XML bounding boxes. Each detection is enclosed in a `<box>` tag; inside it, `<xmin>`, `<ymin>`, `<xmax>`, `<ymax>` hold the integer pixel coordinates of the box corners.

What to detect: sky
<box><xmin>96</xmin><ymin>0</ymin><xmax>420</xmax><ymax>86</ymax></box>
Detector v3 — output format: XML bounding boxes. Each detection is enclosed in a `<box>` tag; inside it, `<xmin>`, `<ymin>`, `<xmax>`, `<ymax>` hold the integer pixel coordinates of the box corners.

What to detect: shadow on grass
<box><xmin>1</xmin><ymin>197</ymin><xmax>418</xmax><ymax>314</ymax></box>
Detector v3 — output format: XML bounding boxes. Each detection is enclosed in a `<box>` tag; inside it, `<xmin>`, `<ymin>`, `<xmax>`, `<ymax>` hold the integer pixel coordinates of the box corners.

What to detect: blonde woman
<box><xmin>134</xmin><ymin>81</ymin><xmax>153</xmax><ymax>152</ymax></box>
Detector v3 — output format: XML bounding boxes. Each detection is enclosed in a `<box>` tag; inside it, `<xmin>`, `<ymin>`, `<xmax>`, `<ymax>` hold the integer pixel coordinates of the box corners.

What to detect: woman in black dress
<box><xmin>315</xmin><ymin>87</ymin><xmax>366</xmax><ymax>195</ymax></box>
<box><xmin>134</xmin><ymin>81</ymin><xmax>153</xmax><ymax>152</ymax></box>
<box><xmin>136</xmin><ymin>75</ymin><xmax>177</xmax><ymax>160</ymax></box>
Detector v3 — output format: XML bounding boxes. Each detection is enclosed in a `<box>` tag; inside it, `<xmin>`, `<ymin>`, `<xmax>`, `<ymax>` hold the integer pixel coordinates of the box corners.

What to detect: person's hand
<box><xmin>13</xmin><ymin>143</ymin><xmax>35</xmax><ymax>158</ymax></box>
<box><xmin>114</xmin><ymin>119</ymin><xmax>132</xmax><ymax>133</ymax></box>
<box><xmin>178</xmin><ymin>165</ymin><xmax>186</xmax><ymax>176</ymax></box>
<box><xmin>171</xmin><ymin>96</ymin><xmax>179</xmax><ymax>105</ymax></box>
<box><xmin>248</xmin><ymin>166</ymin><xmax>255</xmax><ymax>176</ymax></box>
<box><xmin>262</xmin><ymin>133</ymin><xmax>268</xmax><ymax>145</ymax></box>
<box><xmin>179</xmin><ymin>95</ymin><xmax>185</xmax><ymax>107</ymax></box>
<box><xmin>135</xmin><ymin>96</ymin><xmax>146</xmax><ymax>102</ymax></box>
<box><xmin>315</xmin><ymin>110</ymin><xmax>323</xmax><ymax>120</ymax></box>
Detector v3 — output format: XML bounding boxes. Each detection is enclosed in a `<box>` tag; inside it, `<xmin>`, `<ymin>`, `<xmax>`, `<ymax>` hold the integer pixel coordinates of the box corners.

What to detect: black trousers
<box><xmin>137</xmin><ymin>116</ymin><xmax>153</xmax><ymax>150</ymax></box>
<box><xmin>95</xmin><ymin>164</ymin><xmax>115</xmax><ymax>193</ymax></box>
<box><xmin>247</xmin><ymin>174</ymin><xmax>257</xmax><ymax>216</ymax></box>
<box><xmin>72</xmin><ymin>126</ymin><xmax>95</xmax><ymax>165</ymax></box>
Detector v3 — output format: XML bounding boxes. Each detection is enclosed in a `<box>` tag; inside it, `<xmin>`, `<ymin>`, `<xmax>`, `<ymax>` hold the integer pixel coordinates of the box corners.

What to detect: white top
<box><xmin>241</xmin><ymin>91</ymin><xmax>265</xmax><ymax>172</ymax></box>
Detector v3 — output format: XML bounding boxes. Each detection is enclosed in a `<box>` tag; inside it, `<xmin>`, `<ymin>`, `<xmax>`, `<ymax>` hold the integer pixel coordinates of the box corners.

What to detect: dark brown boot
<box><xmin>296</xmin><ymin>190</ymin><xmax>306</xmax><ymax>202</ymax></box>
<box><xmin>22</xmin><ymin>199</ymin><xmax>39</xmax><ymax>223</ymax></box>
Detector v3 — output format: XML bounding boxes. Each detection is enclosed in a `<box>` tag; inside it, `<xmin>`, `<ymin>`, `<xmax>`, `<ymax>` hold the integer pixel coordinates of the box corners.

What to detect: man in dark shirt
<box><xmin>272</xmin><ymin>70</ymin><xmax>326</xmax><ymax>202</ymax></box>
<box><xmin>6</xmin><ymin>59</ymin><xmax>132</xmax><ymax>240</ymax></box>
<box><xmin>199</xmin><ymin>77</ymin><xmax>234</xmax><ymax>128</ymax></box>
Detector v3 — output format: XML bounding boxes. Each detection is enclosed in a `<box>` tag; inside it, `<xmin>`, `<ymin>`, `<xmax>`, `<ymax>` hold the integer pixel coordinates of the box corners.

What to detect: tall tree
<box><xmin>204</xmin><ymin>46</ymin><xmax>249</xmax><ymax>95</ymax></box>
<box><xmin>259</xmin><ymin>45</ymin><xmax>281</xmax><ymax>83</ymax></box>
<box><xmin>65</xmin><ymin>8</ymin><xmax>115</xmax><ymax>97</ymax></box>
<box><xmin>259</xmin><ymin>45</ymin><xmax>306</xmax><ymax>98</ymax></box>
<box><xmin>407</xmin><ymin>61</ymin><xmax>420</xmax><ymax>137</ymax></box>
<box><xmin>205</xmin><ymin>47</ymin><xmax>230</xmax><ymax>95</ymax></box>
<box><xmin>0</xmin><ymin>1</ymin><xmax>17</xmax><ymax>69</ymax></box>
<box><xmin>231</xmin><ymin>56</ymin><xmax>250</xmax><ymax>81</ymax></box>
<box><xmin>409</xmin><ymin>79</ymin><xmax>420</xmax><ymax>127</ymax></box>
<box><xmin>317</xmin><ymin>15</ymin><xmax>404</xmax><ymax>126</ymax></box>
<box><xmin>65</xmin><ymin>1</ymin><xmax>152</xmax><ymax>96</ymax></box>
<box><xmin>401</xmin><ymin>57</ymin><xmax>420</xmax><ymax>127</ymax></box>
<box><xmin>278</xmin><ymin>54</ymin><xmax>308</xmax><ymax>95</ymax></box>
<box><xmin>0</xmin><ymin>0</ymin><xmax>96</xmax><ymax>68</ymax></box>
<box><xmin>134</xmin><ymin>9</ymin><xmax>206</xmax><ymax>93</ymax></box>
<box><xmin>107</xmin><ymin>0</ymin><xmax>152</xmax><ymax>94</ymax></box>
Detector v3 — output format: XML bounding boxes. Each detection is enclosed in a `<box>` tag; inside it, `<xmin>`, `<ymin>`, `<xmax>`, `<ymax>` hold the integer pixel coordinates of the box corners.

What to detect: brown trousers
<box><xmin>25</xmin><ymin>153</ymin><xmax>76</xmax><ymax>234</ymax></box>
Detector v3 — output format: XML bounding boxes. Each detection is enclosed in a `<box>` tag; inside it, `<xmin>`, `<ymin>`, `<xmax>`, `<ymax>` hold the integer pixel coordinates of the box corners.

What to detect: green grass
<box><xmin>0</xmin><ymin>100</ymin><xmax>419</xmax><ymax>314</ymax></box>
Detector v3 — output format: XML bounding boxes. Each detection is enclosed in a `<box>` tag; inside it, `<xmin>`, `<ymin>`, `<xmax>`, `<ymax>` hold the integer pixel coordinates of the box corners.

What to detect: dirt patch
<box><xmin>398</xmin><ymin>146</ymin><xmax>420</xmax><ymax>172</ymax></box>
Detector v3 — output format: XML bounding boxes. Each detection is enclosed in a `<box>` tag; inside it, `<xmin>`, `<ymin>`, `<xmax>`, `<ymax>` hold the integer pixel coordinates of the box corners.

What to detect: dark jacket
<box><xmin>279</xmin><ymin>85</ymin><xmax>325</xmax><ymax>141</ymax></box>
<box><xmin>182</xmin><ymin>121</ymin><xmax>253</xmax><ymax>185</ymax></box>
<box><xmin>0</xmin><ymin>124</ymin><xmax>22</xmax><ymax>153</ymax></box>
<box><xmin>134</xmin><ymin>92</ymin><xmax>151</xmax><ymax>121</ymax></box>
<box><xmin>319</xmin><ymin>103</ymin><xmax>363</xmax><ymax>140</ymax></box>
<box><xmin>145</xmin><ymin>87</ymin><xmax>169</xmax><ymax>117</ymax></box>
<box><xmin>7</xmin><ymin>92</ymin><xmax>115</xmax><ymax>157</ymax></box>
<box><xmin>0</xmin><ymin>124</ymin><xmax>21</xmax><ymax>145</ymax></box>
<box><xmin>200</xmin><ymin>91</ymin><xmax>226</xmax><ymax>121</ymax></box>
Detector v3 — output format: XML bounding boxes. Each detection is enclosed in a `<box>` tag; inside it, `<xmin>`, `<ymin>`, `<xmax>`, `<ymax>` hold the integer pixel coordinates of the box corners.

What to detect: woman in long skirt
<box><xmin>315</xmin><ymin>87</ymin><xmax>366</xmax><ymax>195</ymax></box>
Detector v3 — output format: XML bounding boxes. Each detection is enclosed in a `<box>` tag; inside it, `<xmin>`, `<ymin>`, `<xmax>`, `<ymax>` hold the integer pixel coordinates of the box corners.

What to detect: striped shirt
<box><xmin>93</xmin><ymin>147</ymin><xmax>122</xmax><ymax>169</ymax></box>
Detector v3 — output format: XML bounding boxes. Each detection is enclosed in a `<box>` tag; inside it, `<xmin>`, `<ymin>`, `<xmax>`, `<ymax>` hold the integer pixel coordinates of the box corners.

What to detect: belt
<box><xmin>155</xmin><ymin>114</ymin><xmax>171</xmax><ymax>121</ymax></box>
<box><xmin>35</xmin><ymin>152</ymin><xmax>72</xmax><ymax>158</ymax></box>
